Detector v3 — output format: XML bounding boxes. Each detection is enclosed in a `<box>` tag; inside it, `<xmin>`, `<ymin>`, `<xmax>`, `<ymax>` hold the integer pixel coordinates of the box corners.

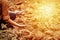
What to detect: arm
<box><xmin>2</xmin><ymin>0</ymin><xmax>25</xmax><ymax>27</ymax></box>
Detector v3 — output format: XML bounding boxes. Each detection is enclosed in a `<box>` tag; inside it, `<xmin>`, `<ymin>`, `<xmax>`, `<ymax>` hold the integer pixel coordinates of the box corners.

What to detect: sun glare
<box><xmin>39</xmin><ymin>4</ymin><xmax>55</xmax><ymax>18</ymax></box>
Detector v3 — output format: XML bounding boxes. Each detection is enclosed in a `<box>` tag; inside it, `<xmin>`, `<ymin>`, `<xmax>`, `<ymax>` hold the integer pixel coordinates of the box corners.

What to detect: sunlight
<box><xmin>39</xmin><ymin>4</ymin><xmax>55</xmax><ymax>18</ymax></box>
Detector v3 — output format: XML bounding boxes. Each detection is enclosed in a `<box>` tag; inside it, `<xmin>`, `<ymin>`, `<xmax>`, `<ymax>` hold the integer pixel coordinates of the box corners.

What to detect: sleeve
<box><xmin>2</xmin><ymin>0</ymin><xmax>10</xmax><ymax>21</ymax></box>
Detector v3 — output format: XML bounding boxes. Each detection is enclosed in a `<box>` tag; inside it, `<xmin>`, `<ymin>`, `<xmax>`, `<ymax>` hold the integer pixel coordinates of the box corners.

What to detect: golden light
<box><xmin>39</xmin><ymin>4</ymin><xmax>54</xmax><ymax>18</ymax></box>
<box><xmin>20</xmin><ymin>0</ymin><xmax>60</xmax><ymax>31</ymax></box>
<box><xmin>18</xmin><ymin>0</ymin><xmax>60</xmax><ymax>39</ymax></box>
<box><xmin>25</xmin><ymin>0</ymin><xmax>60</xmax><ymax>30</ymax></box>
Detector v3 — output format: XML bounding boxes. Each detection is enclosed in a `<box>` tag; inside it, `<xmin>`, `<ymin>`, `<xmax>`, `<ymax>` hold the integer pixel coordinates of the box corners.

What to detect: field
<box><xmin>0</xmin><ymin>0</ymin><xmax>60</xmax><ymax>40</ymax></box>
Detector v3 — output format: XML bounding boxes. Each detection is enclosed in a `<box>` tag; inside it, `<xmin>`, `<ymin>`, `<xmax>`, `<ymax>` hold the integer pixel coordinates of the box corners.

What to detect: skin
<box><xmin>0</xmin><ymin>0</ymin><xmax>25</xmax><ymax>28</ymax></box>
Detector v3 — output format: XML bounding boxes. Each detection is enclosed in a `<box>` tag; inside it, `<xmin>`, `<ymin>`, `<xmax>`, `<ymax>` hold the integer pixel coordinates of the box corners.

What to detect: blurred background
<box><xmin>0</xmin><ymin>0</ymin><xmax>60</xmax><ymax>40</ymax></box>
